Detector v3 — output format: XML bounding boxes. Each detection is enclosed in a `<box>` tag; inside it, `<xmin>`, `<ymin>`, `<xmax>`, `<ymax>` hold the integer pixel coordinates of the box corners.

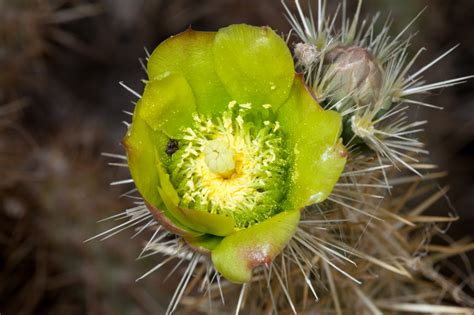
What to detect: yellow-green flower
<box><xmin>123</xmin><ymin>24</ymin><xmax>347</xmax><ymax>283</ymax></box>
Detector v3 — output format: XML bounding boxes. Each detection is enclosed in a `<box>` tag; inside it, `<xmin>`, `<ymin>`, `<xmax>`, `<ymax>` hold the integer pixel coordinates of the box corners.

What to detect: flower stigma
<box><xmin>204</xmin><ymin>139</ymin><xmax>236</xmax><ymax>178</ymax></box>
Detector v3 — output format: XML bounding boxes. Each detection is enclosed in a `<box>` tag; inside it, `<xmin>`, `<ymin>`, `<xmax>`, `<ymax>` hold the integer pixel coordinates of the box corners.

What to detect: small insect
<box><xmin>166</xmin><ymin>139</ymin><xmax>179</xmax><ymax>156</ymax></box>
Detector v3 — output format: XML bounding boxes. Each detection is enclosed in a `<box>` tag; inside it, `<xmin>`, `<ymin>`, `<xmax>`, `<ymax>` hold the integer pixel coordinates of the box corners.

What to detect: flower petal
<box><xmin>277</xmin><ymin>76</ymin><xmax>347</xmax><ymax>210</ymax></box>
<box><xmin>139</xmin><ymin>73</ymin><xmax>196</xmax><ymax>139</ymax></box>
<box><xmin>123</xmin><ymin>113</ymin><xmax>199</xmax><ymax>236</ymax></box>
<box><xmin>211</xmin><ymin>210</ymin><xmax>300</xmax><ymax>283</ymax></box>
<box><xmin>145</xmin><ymin>202</ymin><xmax>200</xmax><ymax>237</ymax></box>
<box><xmin>213</xmin><ymin>24</ymin><xmax>295</xmax><ymax>110</ymax></box>
<box><xmin>147</xmin><ymin>29</ymin><xmax>231</xmax><ymax>115</ymax></box>
<box><xmin>122</xmin><ymin>111</ymin><xmax>168</xmax><ymax>207</ymax></box>
<box><xmin>185</xmin><ymin>234</ymin><xmax>223</xmax><ymax>253</ymax></box>
<box><xmin>178</xmin><ymin>207</ymin><xmax>236</xmax><ymax>237</ymax></box>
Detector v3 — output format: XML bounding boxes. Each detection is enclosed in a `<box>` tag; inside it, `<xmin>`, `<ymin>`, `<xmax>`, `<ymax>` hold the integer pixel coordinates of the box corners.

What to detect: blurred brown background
<box><xmin>1</xmin><ymin>0</ymin><xmax>473</xmax><ymax>314</ymax></box>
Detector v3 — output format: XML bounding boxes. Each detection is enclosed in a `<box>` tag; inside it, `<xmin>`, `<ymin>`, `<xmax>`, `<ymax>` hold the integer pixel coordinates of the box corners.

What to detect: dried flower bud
<box><xmin>294</xmin><ymin>42</ymin><xmax>318</xmax><ymax>68</ymax></box>
<box><xmin>325</xmin><ymin>46</ymin><xmax>383</xmax><ymax>110</ymax></box>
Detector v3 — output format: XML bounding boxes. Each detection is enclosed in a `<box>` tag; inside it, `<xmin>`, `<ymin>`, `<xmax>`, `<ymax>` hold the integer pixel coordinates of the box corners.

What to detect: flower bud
<box><xmin>325</xmin><ymin>46</ymin><xmax>383</xmax><ymax>110</ymax></box>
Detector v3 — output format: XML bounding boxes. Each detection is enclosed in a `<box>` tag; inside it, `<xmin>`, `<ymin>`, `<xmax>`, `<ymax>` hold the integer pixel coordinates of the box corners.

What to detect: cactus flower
<box><xmin>122</xmin><ymin>24</ymin><xmax>347</xmax><ymax>283</ymax></box>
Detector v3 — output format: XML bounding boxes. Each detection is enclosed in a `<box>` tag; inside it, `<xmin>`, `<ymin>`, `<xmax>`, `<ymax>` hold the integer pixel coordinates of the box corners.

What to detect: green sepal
<box><xmin>277</xmin><ymin>76</ymin><xmax>347</xmax><ymax>210</ymax></box>
<box><xmin>147</xmin><ymin>29</ymin><xmax>231</xmax><ymax>115</ymax></box>
<box><xmin>211</xmin><ymin>210</ymin><xmax>300</xmax><ymax>283</ymax></box>
<box><xmin>213</xmin><ymin>24</ymin><xmax>295</xmax><ymax>111</ymax></box>
<box><xmin>139</xmin><ymin>73</ymin><xmax>196</xmax><ymax>139</ymax></box>
<box><xmin>156</xmin><ymin>160</ymin><xmax>236</xmax><ymax>237</ymax></box>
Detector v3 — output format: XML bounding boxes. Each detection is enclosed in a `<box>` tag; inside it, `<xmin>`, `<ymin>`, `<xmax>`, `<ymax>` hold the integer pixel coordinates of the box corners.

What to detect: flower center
<box><xmin>167</xmin><ymin>101</ymin><xmax>289</xmax><ymax>228</ymax></box>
